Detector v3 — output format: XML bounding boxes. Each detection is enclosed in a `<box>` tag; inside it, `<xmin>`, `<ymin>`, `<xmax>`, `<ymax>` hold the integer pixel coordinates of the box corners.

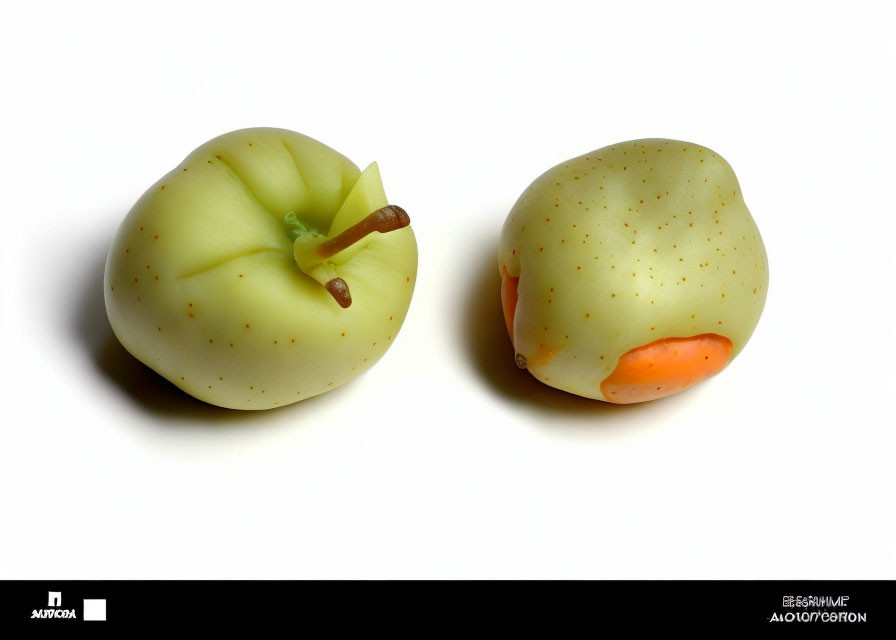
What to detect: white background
<box><xmin>1</xmin><ymin>0</ymin><xmax>894</xmax><ymax>579</ymax></box>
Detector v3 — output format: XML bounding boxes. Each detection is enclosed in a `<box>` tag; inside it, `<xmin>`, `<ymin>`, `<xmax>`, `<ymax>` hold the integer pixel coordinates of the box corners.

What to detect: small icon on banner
<box><xmin>83</xmin><ymin>599</ymin><xmax>107</xmax><ymax>622</ymax></box>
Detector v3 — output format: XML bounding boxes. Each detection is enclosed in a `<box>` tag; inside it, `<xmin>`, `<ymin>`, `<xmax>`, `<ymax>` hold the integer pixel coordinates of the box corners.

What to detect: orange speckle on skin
<box><xmin>188</xmin><ymin>312</ymin><xmax>194</xmax><ymax>318</ymax></box>
<box><xmin>527</xmin><ymin>342</ymin><xmax>559</xmax><ymax>368</ymax></box>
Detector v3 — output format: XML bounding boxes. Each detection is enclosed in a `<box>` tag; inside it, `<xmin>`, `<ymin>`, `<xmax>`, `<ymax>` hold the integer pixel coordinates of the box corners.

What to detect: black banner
<box><xmin>0</xmin><ymin>580</ymin><xmax>893</xmax><ymax>632</ymax></box>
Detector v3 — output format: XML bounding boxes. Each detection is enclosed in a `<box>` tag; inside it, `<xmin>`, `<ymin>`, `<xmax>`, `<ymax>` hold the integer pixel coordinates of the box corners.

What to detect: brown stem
<box><xmin>315</xmin><ymin>205</ymin><xmax>410</xmax><ymax>261</ymax></box>
<box><xmin>325</xmin><ymin>277</ymin><xmax>352</xmax><ymax>308</ymax></box>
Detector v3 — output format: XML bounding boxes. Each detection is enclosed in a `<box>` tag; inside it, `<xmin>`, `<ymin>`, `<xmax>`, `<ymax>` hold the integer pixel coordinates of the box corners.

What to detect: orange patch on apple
<box><xmin>500</xmin><ymin>264</ymin><xmax>519</xmax><ymax>346</ymax></box>
<box><xmin>600</xmin><ymin>334</ymin><xmax>732</xmax><ymax>404</ymax></box>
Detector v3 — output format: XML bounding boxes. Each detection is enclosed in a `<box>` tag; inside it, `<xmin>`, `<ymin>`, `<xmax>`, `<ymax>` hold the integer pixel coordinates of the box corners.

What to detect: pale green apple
<box><xmin>499</xmin><ymin>139</ymin><xmax>768</xmax><ymax>403</ymax></box>
<box><xmin>105</xmin><ymin>128</ymin><xmax>417</xmax><ymax>410</ymax></box>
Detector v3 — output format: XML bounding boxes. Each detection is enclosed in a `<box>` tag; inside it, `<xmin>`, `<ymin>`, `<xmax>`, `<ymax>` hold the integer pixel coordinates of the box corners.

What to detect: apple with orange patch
<box><xmin>499</xmin><ymin>139</ymin><xmax>768</xmax><ymax>403</ymax></box>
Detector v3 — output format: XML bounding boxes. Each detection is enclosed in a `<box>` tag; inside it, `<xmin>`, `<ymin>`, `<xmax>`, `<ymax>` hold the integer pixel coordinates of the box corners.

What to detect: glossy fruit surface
<box><xmin>105</xmin><ymin>128</ymin><xmax>417</xmax><ymax>409</ymax></box>
<box><xmin>498</xmin><ymin>139</ymin><xmax>767</xmax><ymax>403</ymax></box>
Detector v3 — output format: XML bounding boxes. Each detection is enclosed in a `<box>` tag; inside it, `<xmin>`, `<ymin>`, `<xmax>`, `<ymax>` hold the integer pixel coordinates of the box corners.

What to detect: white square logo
<box><xmin>83</xmin><ymin>599</ymin><xmax>107</xmax><ymax>622</ymax></box>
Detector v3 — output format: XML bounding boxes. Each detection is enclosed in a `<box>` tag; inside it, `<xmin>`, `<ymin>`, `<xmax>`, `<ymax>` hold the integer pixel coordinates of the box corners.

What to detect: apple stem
<box><xmin>292</xmin><ymin>205</ymin><xmax>410</xmax><ymax>308</ymax></box>
<box><xmin>325</xmin><ymin>277</ymin><xmax>352</xmax><ymax>308</ymax></box>
<box><xmin>314</xmin><ymin>205</ymin><xmax>410</xmax><ymax>261</ymax></box>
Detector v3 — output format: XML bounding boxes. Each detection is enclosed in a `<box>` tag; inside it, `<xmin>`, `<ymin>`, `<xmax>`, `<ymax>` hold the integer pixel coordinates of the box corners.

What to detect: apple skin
<box><xmin>105</xmin><ymin>128</ymin><xmax>417</xmax><ymax>410</ymax></box>
<box><xmin>498</xmin><ymin>139</ymin><xmax>768</xmax><ymax>403</ymax></box>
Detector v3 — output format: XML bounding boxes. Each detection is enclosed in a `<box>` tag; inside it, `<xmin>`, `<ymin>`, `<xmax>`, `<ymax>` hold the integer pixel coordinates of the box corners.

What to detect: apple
<box><xmin>105</xmin><ymin>128</ymin><xmax>417</xmax><ymax>409</ymax></box>
<box><xmin>498</xmin><ymin>139</ymin><xmax>768</xmax><ymax>403</ymax></box>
